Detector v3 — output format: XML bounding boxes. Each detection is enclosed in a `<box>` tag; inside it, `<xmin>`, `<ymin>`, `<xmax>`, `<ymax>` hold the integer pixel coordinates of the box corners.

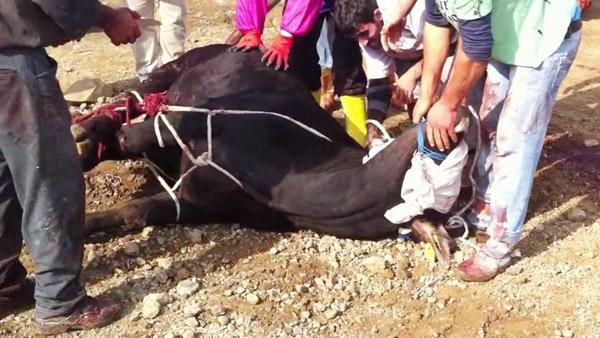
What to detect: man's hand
<box><xmin>380</xmin><ymin>0</ymin><xmax>417</xmax><ymax>52</ymax></box>
<box><xmin>425</xmin><ymin>100</ymin><xmax>458</xmax><ymax>152</ymax></box>
<box><xmin>412</xmin><ymin>96</ymin><xmax>432</xmax><ymax>124</ymax></box>
<box><xmin>580</xmin><ymin>0</ymin><xmax>591</xmax><ymax>10</ymax></box>
<box><xmin>229</xmin><ymin>30</ymin><xmax>264</xmax><ymax>52</ymax></box>
<box><xmin>262</xmin><ymin>34</ymin><xmax>294</xmax><ymax>70</ymax></box>
<box><xmin>381</xmin><ymin>17</ymin><xmax>406</xmax><ymax>53</ymax></box>
<box><xmin>392</xmin><ymin>72</ymin><xmax>418</xmax><ymax>106</ymax></box>
<box><xmin>99</xmin><ymin>6</ymin><xmax>141</xmax><ymax>46</ymax></box>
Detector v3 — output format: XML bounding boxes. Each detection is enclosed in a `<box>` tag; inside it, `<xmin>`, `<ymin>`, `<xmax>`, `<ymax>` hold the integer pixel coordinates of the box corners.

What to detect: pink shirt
<box><xmin>236</xmin><ymin>0</ymin><xmax>323</xmax><ymax>37</ymax></box>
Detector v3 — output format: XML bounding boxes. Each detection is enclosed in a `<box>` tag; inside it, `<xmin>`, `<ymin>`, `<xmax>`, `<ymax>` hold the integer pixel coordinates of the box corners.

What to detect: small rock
<box><xmin>123</xmin><ymin>242</ymin><xmax>141</xmax><ymax>256</ymax></box>
<box><xmin>295</xmin><ymin>285</ymin><xmax>309</xmax><ymax>294</ymax></box>
<box><xmin>223</xmin><ymin>289</ymin><xmax>233</xmax><ymax>297</ymax></box>
<box><xmin>177</xmin><ymin>278</ymin><xmax>200</xmax><ymax>297</ymax></box>
<box><xmin>141</xmin><ymin>299</ymin><xmax>161</xmax><ymax>319</ymax></box>
<box><xmin>561</xmin><ymin>329</ymin><xmax>574</xmax><ymax>338</ymax></box>
<box><xmin>183</xmin><ymin>303</ymin><xmax>202</xmax><ymax>317</ymax></box>
<box><xmin>86</xmin><ymin>249</ymin><xmax>99</xmax><ymax>264</ymax></box>
<box><xmin>211</xmin><ymin>306</ymin><xmax>226</xmax><ymax>316</ymax></box>
<box><xmin>176</xmin><ymin>268</ymin><xmax>190</xmax><ymax>280</ymax></box>
<box><xmin>361</xmin><ymin>256</ymin><xmax>387</xmax><ymax>273</ymax></box>
<box><xmin>300</xmin><ymin>311</ymin><xmax>311</xmax><ymax>320</ymax></box>
<box><xmin>185</xmin><ymin>229</ymin><xmax>204</xmax><ymax>243</ymax></box>
<box><xmin>141</xmin><ymin>226</ymin><xmax>154</xmax><ymax>239</ymax></box>
<box><xmin>323</xmin><ymin>309</ymin><xmax>338</xmax><ymax>320</ymax></box>
<box><xmin>583</xmin><ymin>139</ymin><xmax>599</xmax><ymax>147</ymax></box>
<box><xmin>566</xmin><ymin>208</ymin><xmax>586</xmax><ymax>221</ymax></box>
<box><xmin>163</xmin><ymin>332</ymin><xmax>176</xmax><ymax>338</ymax></box>
<box><xmin>183</xmin><ymin>317</ymin><xmax>199</xmax><ymax>327</ymax></box>
<box><xmin>145</xmin><ymin>292</ymin><xmax>171</xmax><ymax>306</ymax></box>
<box><xmin>217</xmin><ymin>316</ymin><xmax>230</xmax><ymax>325</ymax></box>
<box><xmin>534</xmin><ymin>223</ymin><xmax>546</xmax><ymax>232</ymax></box>
<box><xmin>269</xmin><ymin>247</ymin><xmax>279</xmax><ymax>255</ymax></box>
<box><xmin>246</xmin><ymin>293</ymin><xmax>260</xmax><ymax>305</ymax></box>
<box><xmin>181</xmin><ymin>330</ymin><xmax>195</xmax><ymax>338</ymax></box>
<box><xmin>506</xmin><ymin>266</ymin><xmax>523</xmax><ymax>276</ymax></box>
<box><xmin>156</xmin><ymin>257</ymin><xmax>174</xmax><ymax>270</ymax></box>
<box><xmin>313</xmin><ymin>303</ymin><xmax>326</xmax><ymax>313</ymax></box>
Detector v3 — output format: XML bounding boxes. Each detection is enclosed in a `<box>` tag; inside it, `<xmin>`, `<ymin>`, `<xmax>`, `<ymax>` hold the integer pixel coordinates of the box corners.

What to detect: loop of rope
<box><xmin>144</xmin><ymin>103</ymin><xmax>332</xmax><ymax>221</ymax></box>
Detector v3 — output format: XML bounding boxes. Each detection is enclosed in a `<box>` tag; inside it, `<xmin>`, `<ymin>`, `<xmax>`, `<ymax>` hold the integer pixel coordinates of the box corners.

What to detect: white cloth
<box><xmin>361</xmin><ymin>0</ymin><xmax>426</xmax><ymax>79</ymax></box>
<box><xmin>384</xmin><ymin>140</ymin><xmax>469</xmax><ymax>224</ymax></box>
<box><xmin>125</xmin><ymin>0</ymin><xmax>187</xmax><ymax>80</ymax></box>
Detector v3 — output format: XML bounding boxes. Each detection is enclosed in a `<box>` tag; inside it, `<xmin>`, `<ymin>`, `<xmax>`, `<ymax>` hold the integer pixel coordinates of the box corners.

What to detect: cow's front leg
<box><xmin>84</xmin><ymin>192</ymin><xmax>198</xmax><ymax>236</ymax></box>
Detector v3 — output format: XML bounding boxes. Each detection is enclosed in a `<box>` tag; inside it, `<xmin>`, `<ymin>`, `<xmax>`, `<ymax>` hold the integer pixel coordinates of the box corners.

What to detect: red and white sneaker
<box><xmin>456</xmin><ymin>239</ymin><xmax>512</xmax><ymax>282</ymax></box>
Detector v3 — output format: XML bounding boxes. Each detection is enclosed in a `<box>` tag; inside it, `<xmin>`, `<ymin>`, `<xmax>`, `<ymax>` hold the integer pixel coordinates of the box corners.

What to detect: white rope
<box><xmin>445</xmin><ymin>105</ymin><xmax>482</xmax><ymax>241</ymax></box>
<box><xmin>165</xmin><ymin>105</ymin><xmax>332</xmax><ymax>142</ymax></box>
<box><xmin>130</xmin><ymin>90</ymin><xmax>143</xmax><ymax>103</ymax></box>
<box><xmin>143</xmin><ymin>153</ymin><xmax>181</xmax><ymax>221</ymax></box>
<box><xmin>143</xmin><ymin>104</ymin><xmax>332</xmax><ymax>222</ymax></box>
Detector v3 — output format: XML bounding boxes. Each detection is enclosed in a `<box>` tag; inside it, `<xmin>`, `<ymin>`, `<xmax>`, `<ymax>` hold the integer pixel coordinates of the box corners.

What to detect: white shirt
<box><xmin>361</xmin><ymin>0</ymin><xmax>426</xmax><ymax>79</ymax></box>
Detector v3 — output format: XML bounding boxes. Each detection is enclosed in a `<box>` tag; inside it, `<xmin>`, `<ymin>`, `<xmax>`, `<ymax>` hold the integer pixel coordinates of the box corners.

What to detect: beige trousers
<box><xmin>125</xmin><ymin>0</ymin><xmax>187</xmax><ymax>80</ymax></box>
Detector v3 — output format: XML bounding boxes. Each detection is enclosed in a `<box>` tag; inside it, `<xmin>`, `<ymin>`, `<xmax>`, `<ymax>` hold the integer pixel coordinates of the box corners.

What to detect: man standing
<box><xmin>457</xmin><ymin>0</ymin><xmax>582</xmax><ymax>281</ymax></box>
<box><xmin>126</xmin><ymin>0</ymin><xmax>187</xmax><ymax>80</ymax></box>
<box><xmin>0</xmin><ymin>0</ymin><xmax>140</xmax><ymax>334</ymax></box>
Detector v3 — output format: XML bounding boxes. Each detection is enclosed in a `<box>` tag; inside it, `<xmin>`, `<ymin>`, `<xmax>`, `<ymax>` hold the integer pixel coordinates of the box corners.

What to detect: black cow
<box><xmin>75</xmin><ymin>44</ymin><xmax>455</xmax><ymax>264</ymax></box>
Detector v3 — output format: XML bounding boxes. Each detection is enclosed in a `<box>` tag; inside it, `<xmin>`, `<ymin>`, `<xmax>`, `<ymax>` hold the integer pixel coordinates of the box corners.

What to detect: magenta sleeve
<box><xmin>280</xmin><ymin>0</ymin><xmax>323</xmax><ymax>37</ymax></box>
<box><xmin>235</xmin><ymin>0</ymin><xmax>268</xmax><ymax>33</ymax></box>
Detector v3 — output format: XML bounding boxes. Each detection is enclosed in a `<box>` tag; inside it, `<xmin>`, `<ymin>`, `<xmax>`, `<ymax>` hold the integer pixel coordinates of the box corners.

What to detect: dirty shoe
<box><xmin>35</xmin><ymin>296</ymin><xmax>120</xmax><ymax>335</ymax></box>
<box><xmin>456</xmin><ymin>239</ymin><xmax>512</xmax><ymax>282</ymax></box>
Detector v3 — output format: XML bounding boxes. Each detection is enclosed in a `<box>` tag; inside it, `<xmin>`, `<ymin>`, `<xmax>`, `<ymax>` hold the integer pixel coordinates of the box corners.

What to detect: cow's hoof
<box><xmin>71</xmin><ymin>115</ymin><xmax>121</xmax><ymax>171</ymax></box>
<box><xmin>71</xmin><ymin>124</ymin><xmax>100</xmax><ymax>171</ymax></box>
<box><xmin>410</xmin><ymin>218</ymin><xmax>454</xmax><ymax>268</ymax></box>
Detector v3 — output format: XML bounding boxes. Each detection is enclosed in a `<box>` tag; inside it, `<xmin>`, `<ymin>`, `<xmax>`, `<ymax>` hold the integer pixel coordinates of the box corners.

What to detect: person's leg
<box><xmin>125</xmin><ymin>0</ymin><xmax>160</xmax><ymax>80</ymax></box>
<box><xmin>0</xmin><ymin>149</ymin><xmax>32</xmax><ymax>318</ymax></box>
<box><xmin>486</xmin><ymin>31</ymin><xmax>581</xmax><ymax>244</ymax></box>
<box><xmin>316</xmin><ymin>17</ymin><xmax>335</xmax><ymax>109</ymax></box>
<box><xmin>157</xmin><ymin>0</ymin><xmax>187</xmax><ymax>64</ymax></box>
<box><xmin>288</xmin><ymin>14</ymin><xmax>326</xmax><ymax>98</ymax></box>
<box><xmin>457</xmin><ymin>31</ymin><xmax>581</xmax><ymax>282</ymax></box>
<box><xmin>0</xmin><ymin>50</ymin><xmax>86</xmax><ymax>317</ymax></box>
<box><xmin>467</xmin><ymin>60</ymin><xmax>511</xmax><ymax>230</ymax></box>
<box><xmin>331</xmin><ymin>25</ymin><xmax>368</xmax><ymax>146</ymax></box>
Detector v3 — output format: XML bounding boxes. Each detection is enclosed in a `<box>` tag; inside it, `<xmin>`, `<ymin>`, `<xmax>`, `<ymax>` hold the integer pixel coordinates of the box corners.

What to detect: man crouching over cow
<box><xmin>0</xmin><ymin>0</ymin><xmax>141</xmax><ymax>334</ymax></box>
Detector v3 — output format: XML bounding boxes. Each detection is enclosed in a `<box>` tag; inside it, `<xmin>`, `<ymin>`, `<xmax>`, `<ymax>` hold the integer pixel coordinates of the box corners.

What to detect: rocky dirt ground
<box><xmin>1</xmin><ymin>1</ymin><xmax>599</xmax><ymax>337</ymax></box>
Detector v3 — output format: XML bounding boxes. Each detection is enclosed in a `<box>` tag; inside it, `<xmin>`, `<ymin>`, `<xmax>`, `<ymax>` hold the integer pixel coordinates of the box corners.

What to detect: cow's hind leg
<box><xmin>84</xmin><ymin>192</ymin><xmax>197</xmax><ymax>236</ymax></box>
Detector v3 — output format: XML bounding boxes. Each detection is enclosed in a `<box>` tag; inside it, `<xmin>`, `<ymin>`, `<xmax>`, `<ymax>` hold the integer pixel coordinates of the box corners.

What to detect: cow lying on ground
<box><xmin>74</xmin><ymin>44</ymin><xmax>459</xmax><ymax>265</ymax></box>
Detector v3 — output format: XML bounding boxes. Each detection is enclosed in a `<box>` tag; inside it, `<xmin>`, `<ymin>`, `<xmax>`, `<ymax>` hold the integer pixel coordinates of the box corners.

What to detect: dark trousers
<box><xmin>288</xmin><ymin>13</ymin><xmax>367</xmax><ymax>96</ymax></box>
<box><xmin>0</xmin><ymin>47</ymin><xmax>85</xmax><ymax>318</ymax></box>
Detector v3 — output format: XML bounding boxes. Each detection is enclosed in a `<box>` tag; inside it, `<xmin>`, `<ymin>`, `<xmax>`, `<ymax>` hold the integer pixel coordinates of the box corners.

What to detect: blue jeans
<box><xmin>475</xmin><ymin>30</ymin><xmax>581</xmax><ymax>244</ymax></box>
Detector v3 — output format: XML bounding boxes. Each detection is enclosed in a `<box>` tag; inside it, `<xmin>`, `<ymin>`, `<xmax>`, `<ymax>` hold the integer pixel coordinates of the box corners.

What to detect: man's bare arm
<box><xmin>412</xmin><ymin>22</ymin><xmax>452</xmax><ymax>123</ymax></box>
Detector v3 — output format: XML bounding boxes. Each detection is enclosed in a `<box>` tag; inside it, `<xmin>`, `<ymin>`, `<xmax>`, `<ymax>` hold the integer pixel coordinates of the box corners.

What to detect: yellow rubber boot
<box><xmin>311</xmin><ymin>90</ymin><xmax>321</xmax><ymax>104</ymax></box>
<box><xmin>340</xmin><ymin>95</ymin><xmax>367</xmax><ymax>147</ymax></box>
